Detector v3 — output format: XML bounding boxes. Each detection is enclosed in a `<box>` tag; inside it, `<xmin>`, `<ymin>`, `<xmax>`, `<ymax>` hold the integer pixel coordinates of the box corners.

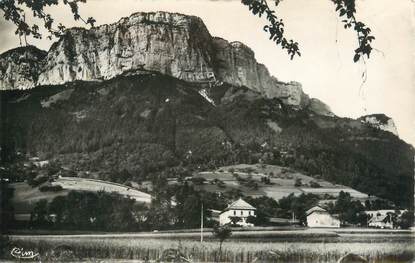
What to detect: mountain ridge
<box><xmin>0</xmin><ymin>11</ymin><xmax>330</xmax><ymax>114</ymax></box>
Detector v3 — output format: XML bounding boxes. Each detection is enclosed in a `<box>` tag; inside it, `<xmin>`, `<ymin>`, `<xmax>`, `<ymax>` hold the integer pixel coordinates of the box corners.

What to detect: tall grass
<box><xmin>6</xmin><ymin>236</ymin><xmax>415</xmax><ymax>262</ymax></box>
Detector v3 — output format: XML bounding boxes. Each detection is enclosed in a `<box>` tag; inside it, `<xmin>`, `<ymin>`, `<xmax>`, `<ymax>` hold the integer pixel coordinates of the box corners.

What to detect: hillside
<box><xmin>184</xmin><ymin>164</ymin><xmax>371</xmax><ymax>201</ymax></box>
<box><xmin>10</xmin><ymin>176</ymin><xmax>151</xmax><ymax>220</ymax></box>
<box><xmin>1</xmin><ymin>72</ymin><xmax>413</xmax><ymax>207</ymax></box>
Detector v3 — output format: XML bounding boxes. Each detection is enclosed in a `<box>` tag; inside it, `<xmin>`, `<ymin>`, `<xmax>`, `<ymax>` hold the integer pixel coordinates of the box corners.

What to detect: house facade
<box><xmin>306</xmin><ymin>206</ymin><xmax>340</xmax><ymax>228</ymax></box>
<box><xmin>219</xmin><ymin>198</ymin><xmax>256</xmax><ymax>227</ymax></box>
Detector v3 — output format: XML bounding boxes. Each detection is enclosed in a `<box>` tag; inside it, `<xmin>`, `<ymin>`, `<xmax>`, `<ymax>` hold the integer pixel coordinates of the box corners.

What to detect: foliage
<box><xmin>31</xmin><ymin>199</ymin><xmax>49</xmax><ymax>227</ymax></box>
<box><xmin>212</xmin><ymin>224</ymin><xmax>232</xmax><ymax>259</ymax></box>
<box><xmin>242</xmin><ymin>0</ymin><xmax>374</xmax><ymax>62</ymax></box>
<box><xmin>191</xmin><ymin>177</ymin><xmax>206</xmax><ymax>185</ymax></box>
<box><xmin>309</xmin><ymin>181</ymin><xmax>321</xmax><ymax>188</ymax></box>
<box><xmin>396</xmin><ymin>211</ymin><xmax>414</xmax><ymax>229</ymax></box>
<box><xmin>0</xmin><ymin>0</ymin><xmax>374</xmax><ymax>61</ymax></box>
<box><xmin>330</xmin><ymin>191</ymin><xmax>366</xmax><ymax>225</ymax></box>
<box><xmin>171</xmin><ymin>182</ymin><xmax>204</xmax><ymax>228</ymax></box>
<box><xmin>212</xmin><ymin>225</ymin><xmax>232</xmax><ymax>243</ymax></box>
<box><xmin>244</xmin><ymin>195</ymin><xmax>279</xmax><ymax>225</ymax></box>
<box><xmin>39</xmin><ymin>184</ymin><xmax>63</xmax><ymax>192</ymax></box>
<box><xmin>278</xmin><ymin>193</ymin><xmax>320</xmax><ymax>225</ymax></box>
<box><xmin>241</xmin><ymin>0</ymin><xmax>300</xmax><ymax>59</ymax></box>
<box><xmin>0</xmin><ymin>0</ymin><xmax>95</xmax><ymax>43</ymax></box>
<box><xmin>5</xmin><ymin>74</ymin><xmax>413</xmax><ymax>208</ymax></box>
<box><xmin>331</xmin><ymin>0</ymin><xmax>375</xmax><ymax>62</ymax></box>
<box><xmin>294</xmin><ymin>178</ymin><xmax>302</xmax><ymax>187</ymax></box>
<box><xmin>27</xmin><ymin>175</ymin><xmax>49</xmax><ymax>187</ymax></box>
<box><xmin>30</xmin><ymin>191</ymin><xmax>148</xmax><ymax>231</ymax></box>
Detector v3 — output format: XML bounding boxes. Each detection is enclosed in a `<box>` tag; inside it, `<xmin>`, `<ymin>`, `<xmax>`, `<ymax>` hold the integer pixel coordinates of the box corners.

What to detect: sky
<box><xmin>0</xmin><ymin>0</ymin><xmax>414</xmax><ymax>146</ymax></box>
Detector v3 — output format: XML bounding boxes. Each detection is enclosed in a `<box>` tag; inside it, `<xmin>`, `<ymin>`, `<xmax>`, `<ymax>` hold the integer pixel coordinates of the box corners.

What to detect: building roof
<box><xmin>306</xmin><ymin>206</ymin><xmax>327</xmax><ymax>216</ymax></box>
<box><xmin>208</xmin><ymin>209</ymin><xmax>222</xmax><ymax>217</ymax></box>
<box><xmin>225</xmin><ymin>198</ymin><xmax>256</xmax><ymax>211</ymax></box>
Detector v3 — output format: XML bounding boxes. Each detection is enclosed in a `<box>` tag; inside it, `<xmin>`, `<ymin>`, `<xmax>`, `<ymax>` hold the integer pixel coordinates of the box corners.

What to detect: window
<box><xmin>241</xmin><ymin>211</ymin><xmax>243</xmax><ymax>216</ymax></box>
<box><xmin>233</xmin><ymin>210</ymin><xmax>236</xmax><ymax>216</ymax></box>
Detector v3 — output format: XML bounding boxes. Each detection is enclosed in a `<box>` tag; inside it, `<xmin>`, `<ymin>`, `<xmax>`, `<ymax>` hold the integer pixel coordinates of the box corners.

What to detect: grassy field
<box><xmin>6</xmin><ymin>231</ymin><xmax>415</xmax><ymax>262</ymax></box>
<box><xmin>10</xmin><ymin>177</ymin><xmax>152</xmax><ymax>218</ymax></box>
<box><xmin>51</xmin><ymin>177</ymin><xmax>152</xmax><ymax>203</ymax></box>
<box><xmin>189</xmin><ymin>164</ymin><xmax>370</xmax><ymax>201</ymax></box>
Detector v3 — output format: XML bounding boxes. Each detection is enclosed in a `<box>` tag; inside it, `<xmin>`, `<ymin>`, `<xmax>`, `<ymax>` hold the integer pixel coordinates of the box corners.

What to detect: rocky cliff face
<box><xmin>0</xmin><ymin>46</ymin><xmax>46</xmax><ymax>90</ymax></box>
<box><xmin>359</xmin><ymin>114</ymin><xmax>399</xmax><ymax>136</ymax></box>
<box><xmin>0</xmin><ymin>11</ymin><xmax>316</xmax><ymax>110</ymax></box>
<box><xmin>211</xmin><ymin>38</ymin><xmax>310</xmax><ymax>108</ymax></box>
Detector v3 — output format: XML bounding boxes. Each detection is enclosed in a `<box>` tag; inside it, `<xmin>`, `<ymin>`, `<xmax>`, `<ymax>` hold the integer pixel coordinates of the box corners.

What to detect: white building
<box><xmin>368</xmin><ymin>214</ymin><xmax>393</xmax><ymax>229</ymax></box>
<box><xmin>219</xmin><ymin>198</ymin><xmax>256</xmax><ymax>227</ymax></box>
<box><xmin>306</xmin><ymin>206</ymin><xmax>340</xmax><ymax>228</ymax></box>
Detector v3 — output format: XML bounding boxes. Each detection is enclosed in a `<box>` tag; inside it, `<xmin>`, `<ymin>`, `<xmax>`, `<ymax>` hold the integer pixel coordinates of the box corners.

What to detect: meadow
<box><xmin>191</xmin><ymin>164</ymin><xmax>370</xmax><ymax>201</ymax></box>
<box><xmin>10</xmin><ymin>176</ymin><xmax>152</xmax><ymax>219</ymax></box>
<box><xmin>6</xmin><ymin>231</ymin><xmax>415</xmax><ymax>262</ymax></box>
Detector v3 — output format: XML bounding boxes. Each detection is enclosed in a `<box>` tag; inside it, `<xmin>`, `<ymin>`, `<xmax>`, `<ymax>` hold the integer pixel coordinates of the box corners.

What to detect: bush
<box><xmin>294</xmin><ymin>178</ymin><xmax>302</xmax><ymax>187</ymax></box>
<box><xmin>39</xmin><ymin>185</ymin><xmax>63</xmax><ymax>192</ymax></box>
<box><xmin>309</xmin><ymin>181</ymin><xmax>321</xmax><ymax>188</ymax></box>
<box><xmin>191</xmin><ymin>177</ymin><xmax>206</xmax><ymax>185</ymax></box>
<box><xmin>28</xmin><ymin>175</ymin><xmax>49</xmax><ymax>187</ymax></box>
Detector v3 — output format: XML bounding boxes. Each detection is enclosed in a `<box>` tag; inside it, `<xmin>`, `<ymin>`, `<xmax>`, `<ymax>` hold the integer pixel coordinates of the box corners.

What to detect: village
<box><xmin>208</xmin><ymin>197</ymin><xmax>409</xmax><ymax>229</ymax></box>
<box><xmin>7</xmin><ymin>160</ymin><xmax>413</xmax><ymax>232</ymax></box>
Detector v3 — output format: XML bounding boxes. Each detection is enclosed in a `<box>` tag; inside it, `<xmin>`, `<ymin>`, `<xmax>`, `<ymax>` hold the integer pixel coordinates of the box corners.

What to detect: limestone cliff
<box><xmin>0</xmin><ymin>46</ymin><xmax>46</xmax><ymax>90</ymax></box>
<box><xmin>359</xmin><ymin>114</ymin><xmax>399</xmax><ymax>136</ymax></box>
<box><xmin>0</xmin><ymin>11</ymin><xmax>322</xmax><ymax>110</ymax></box>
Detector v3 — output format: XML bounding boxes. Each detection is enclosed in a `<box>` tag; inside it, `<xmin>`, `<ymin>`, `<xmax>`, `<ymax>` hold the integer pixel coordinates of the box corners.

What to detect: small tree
<box><xmin>294</xmin><ymin>178</ymin><xmax>302</xmax><ymax>187</ymax></box>
<box><xmin>212</xmin><ymin>225</ymin><xmax>232</xmax><ymax>261</ymax></box>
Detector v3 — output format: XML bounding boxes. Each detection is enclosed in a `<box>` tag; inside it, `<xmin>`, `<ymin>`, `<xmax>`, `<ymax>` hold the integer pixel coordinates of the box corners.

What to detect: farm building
<box><xmin>367</xmin><ymin>214</ymin><xmax>394</xmax><ymax>229</ymax></box>
<box><xmin>365</xmin><ymin>210</ymin><xmax>405</xmax><ymax>218</ymax></box>
<box><xmin>306</xmin><ymin>206</ymin><xmax>340</xmax><ymax>228</ymax></box>
<box><xmin>219</xmin><ymin>198</ymin><xmax>256</xmax><ymax>227</ymax></box>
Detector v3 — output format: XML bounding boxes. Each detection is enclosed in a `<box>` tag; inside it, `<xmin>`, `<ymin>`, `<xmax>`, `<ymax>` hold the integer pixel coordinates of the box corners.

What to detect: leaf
<box><xmin>353</xmin><ymin>53</ymin><xmax>360</xmax><ymax>63</ymax></box>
